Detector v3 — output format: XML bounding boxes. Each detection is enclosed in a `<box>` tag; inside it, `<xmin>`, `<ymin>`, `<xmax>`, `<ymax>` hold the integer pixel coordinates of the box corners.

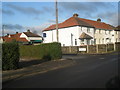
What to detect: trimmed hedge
<box><xmin>20</xmin><ymin>42</ymin><xmax>62</xmax><ymax>60</ymax></box>
<box><xmin>2</xmin><ymin>42</ymin><xmax>19</xmax><ymax>70</ymax></box>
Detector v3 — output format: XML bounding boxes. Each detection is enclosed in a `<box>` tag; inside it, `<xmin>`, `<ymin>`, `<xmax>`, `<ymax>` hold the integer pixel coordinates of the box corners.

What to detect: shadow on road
<box><xmin>19</xmin><ymin>59</ymin><xmax>49</xmax><ymax>68</ymax></box>
<box><xmin>105</xmin><ymin>76</ymin><xmax>120</xmax><ymax>89</ymax></box>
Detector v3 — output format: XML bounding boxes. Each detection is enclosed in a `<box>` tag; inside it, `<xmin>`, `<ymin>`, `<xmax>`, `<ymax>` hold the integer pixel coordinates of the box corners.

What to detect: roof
<box><xmin>2</xmin><ymin>33</ymin><xmax>28</xmax><ymax>42</ymax></box>
<box><xmin>2</xmin><ymin>37</ymin><xmax>28</xmax><ymax>42</ymax></box>
<box><xmin>23</xmin><ymin>32</ymin><xmax>41</xmax><ymax>37</ymax></box>
<box><xmin>79</xmin><ymin>32</ymin><xmax>93</xmax><ymax>39</ymax></box>
<box><xmin>43</xmin><ymin>14</ymin><xmax>115</xmax><ymax>31</ymax></box>
<box><xmin>115</xmin><ymin>25</ymin><xmax>120</xmax><ymax>31</ymax></box>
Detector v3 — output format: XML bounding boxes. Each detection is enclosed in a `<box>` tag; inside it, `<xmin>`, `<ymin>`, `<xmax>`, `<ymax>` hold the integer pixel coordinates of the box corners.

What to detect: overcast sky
<box><xmin>1</xmin><ymin>1</ymin><xmax>119</xmax><ymax>36</ymax></box>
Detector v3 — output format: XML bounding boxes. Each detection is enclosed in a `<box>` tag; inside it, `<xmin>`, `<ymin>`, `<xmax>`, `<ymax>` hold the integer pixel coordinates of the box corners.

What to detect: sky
<box><xmin>1</xmin><ymin>0</ymin><xmax>119</xmax><ymax>36</ymax></box>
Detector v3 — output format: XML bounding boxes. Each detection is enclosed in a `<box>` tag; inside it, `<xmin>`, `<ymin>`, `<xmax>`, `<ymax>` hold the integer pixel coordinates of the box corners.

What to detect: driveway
<box><xmin>3</xmin><ymin>52</ymin><xmax>119</xmax><ymax>88</ymax></box>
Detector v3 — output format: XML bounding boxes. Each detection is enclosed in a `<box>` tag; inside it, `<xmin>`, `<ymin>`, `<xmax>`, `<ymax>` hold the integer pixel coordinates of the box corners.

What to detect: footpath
<box><xmin>2</xmin><ymin>59</ymin><xmax>75</xmax><ymax>83</ymax></box>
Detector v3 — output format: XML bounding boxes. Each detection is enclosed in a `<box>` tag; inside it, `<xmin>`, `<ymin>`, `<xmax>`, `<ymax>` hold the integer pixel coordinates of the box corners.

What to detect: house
<box><xmin>42</xmin><ymin>14</ymin><xmax>119</xmax><ymax>46</ymax></box>
<box><xmin>1</xmin><ymin>30</ymin><xmax>43</xmax><ymax>44</ymax></box>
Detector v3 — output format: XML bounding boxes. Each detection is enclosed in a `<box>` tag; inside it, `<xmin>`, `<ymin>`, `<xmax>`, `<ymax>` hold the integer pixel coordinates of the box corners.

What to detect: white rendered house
<box><xmin>42</xmin><ymin>14</ymin><xmax>118</xmax><ymax>46</ymax></box>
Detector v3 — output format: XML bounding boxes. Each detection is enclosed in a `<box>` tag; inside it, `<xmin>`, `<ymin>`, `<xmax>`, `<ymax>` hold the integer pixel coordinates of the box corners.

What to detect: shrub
<box><xmin>20</xmin><ymin>42</ymin><xmax>62</xmax><ymax>60</ymax></box>
<box><xmin>2</xmin><ymin>42</ymin><xmax>19</xmax><ymax>70</ymax></box>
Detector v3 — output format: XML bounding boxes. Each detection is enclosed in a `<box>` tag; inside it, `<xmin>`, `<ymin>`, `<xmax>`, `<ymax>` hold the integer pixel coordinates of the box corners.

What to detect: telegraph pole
<box><xmin>55</xmin><ymin>0</ymin><xmax>59</xmax><ymax>42</ymax></box>
<box><xmin>2</xmin><ymin>25</ymin><xmax>4</xmax><ymax>37</ymax></box>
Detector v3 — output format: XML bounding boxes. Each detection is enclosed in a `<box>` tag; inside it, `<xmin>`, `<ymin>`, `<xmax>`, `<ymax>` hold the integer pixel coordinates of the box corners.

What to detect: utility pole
<box><xmin>2</xmin><ymin>25</ymin><xmax>4</xmax><ymax>37</ymax></box>
<box><xmin>55</xmin><ymin>0</ymin><xmax>59</xmax><ymax>42</ymax></box>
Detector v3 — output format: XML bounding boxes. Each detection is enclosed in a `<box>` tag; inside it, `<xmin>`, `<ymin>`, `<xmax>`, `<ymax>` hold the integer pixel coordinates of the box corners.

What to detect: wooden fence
<box><xmin>62</xmin><ymin>42</ymin><xmax>120</xmax><ymax>54</ymax></box>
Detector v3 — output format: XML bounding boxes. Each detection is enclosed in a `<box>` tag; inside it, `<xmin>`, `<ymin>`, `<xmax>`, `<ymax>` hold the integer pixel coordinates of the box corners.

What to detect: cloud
<box><xmin>7</xmin><ymin>4</ymin><xmax>42</xmax><ymax>15</ymax></box>
<box><xmin>59</xmin><ymin>2</ymin><xmax>112</xmax><ymax>17</ymax></box>
<box><xmin>59</xmin><ymin>2</ymin><xmax>117</xmax><ymax>26</ymax></box>
<box><xmin>4</xmin><ymin>24</ymin><xmax>24</xmax><ymax>30</ymax></box>
<box><xmin>25</xmin><ymin>23</ymin><xmax>53</xmax><ymax>35</ymax></box>
<box><xmin>1</xmin><ymin>23</ymin><xmax>53</xmax><ymax>36</ymax></box>
<box><xmin>2</xmin><ymin>9</ymin><xmax>15</xmax><ymax>15</ymax></box>
<box><xmin>96</xmin><ymin>12</ymin><xmax>118</xmax><ymax>26</ymax></box>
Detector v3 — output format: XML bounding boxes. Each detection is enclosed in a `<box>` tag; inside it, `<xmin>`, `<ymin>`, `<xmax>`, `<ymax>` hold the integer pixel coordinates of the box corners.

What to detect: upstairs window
<box><xmin>99</xmin><ymin>29</ymin><xmax>102</xmax><ymax>34</ymax></box>
<box><xmin>43</xmin><ymin>33</ymin><xmax>46</xmax><ymax>37</ymax></box>
<box><xmin>109</xmin><ymin>31</ymin><xmax>111</xmax><ymax>34</ymax></box>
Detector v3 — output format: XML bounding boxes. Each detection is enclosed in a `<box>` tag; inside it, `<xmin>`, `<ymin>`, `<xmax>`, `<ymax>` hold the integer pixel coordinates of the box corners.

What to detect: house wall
<box><xmin>28</xmin><ymin>37</ymin><xmax>42</xmax><ymax>40</ymax></box>
<box><xmin>43</xmin><ymin>26</ymin><xmax>80</xmax><ymax>46</ymax></box>
<box><xmin>20</xmin><ymin>33</ymin><xmax>30</xmax><ymax>41</ymax></box>
<box><xmin>20</xmin><ymin>33</ymin><xmax>42</xmax><ymax>42</ymax></box>
<box><xmin>43</xmin><ymin>26</ymin><xmax>120</xmax><ymax>46</ymax></box>
<box><xmin>78</xmin><ymin>26</ymin><xmax>95</xmax><ymax>45</ymax></box>
<box><xmin>95</xmin><ymin>29</ymin><xmax>115</xmax><ymax>44</ymax></box>
<box><xmin>58</xmin><ymin>26</ymin><xmax>79</xmax><ymax>46</ymax></box>
<box><xmin>0</xmin><ymin>38</ymin><xmax>3</xmax><ymax>43</ymax></box>
<box><xmin>113</xmin><ymin>31</ymin><xmax>120</xmax><ymax>43</ymax></box>
<box><xmin>43</xmin><ymin>26</ymin><xmax>95</xmax><ymax>46</ymax></box>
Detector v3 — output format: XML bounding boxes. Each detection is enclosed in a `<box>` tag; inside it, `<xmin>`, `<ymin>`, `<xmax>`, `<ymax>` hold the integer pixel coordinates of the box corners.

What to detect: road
<box><xmin>3</xmin><ymin>52</ymin><xmax>119</xmax><ymax>88</ymax></box>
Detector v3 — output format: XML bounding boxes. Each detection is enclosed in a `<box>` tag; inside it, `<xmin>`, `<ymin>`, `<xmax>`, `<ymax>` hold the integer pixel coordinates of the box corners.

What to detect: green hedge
<box><xmin>20</xmin><ymin>42</ymin><xmax>62</xmax><ymax>60</ymax></box>
<box><xmin>2</xmin><ymin>42</ymin><xmax>19</xmax><ymax>70</ymax></box>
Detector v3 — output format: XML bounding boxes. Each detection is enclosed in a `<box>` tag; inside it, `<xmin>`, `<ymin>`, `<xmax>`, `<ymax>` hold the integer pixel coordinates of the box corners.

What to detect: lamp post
<box><xmin>55</xmin><ymin>0</ymin><xmax>59</xmax><ymax>42</ymax></box>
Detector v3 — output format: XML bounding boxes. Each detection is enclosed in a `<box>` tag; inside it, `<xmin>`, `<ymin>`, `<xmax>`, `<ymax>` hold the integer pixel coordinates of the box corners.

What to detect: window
<box><xmin>87</xmin><ymin>28</ymin><xmax>90</xmax><ymax>33</ymax></box>
<box><xmin>81</xmin><ymin>39</ymin><xmax>84</xmax><ymax>45</ymax></box>
<box><xmin>87</xmin><ymin>39</ymin><xmax>90</xmax><ymax>45</ymax></box>
<box><xmin>99</xmin><ymin>39</ymin><xmax>101</xmax><ymax>44</ymax></box>
<box><xmin>102</xmin><ymin>38</ymin><xmax>104</xmax><ymax>44</ymax></box>
<box><xmin>109</xmin><ymin>39</ymin><xmax>111</xmax><ymax>42</ymax></box>
<box><xmin>105</xmin><ymin>30</ymin><xmax>107</xmax><ymax>34</ymax></box>
<box><xmin>94</xmin><ymin>39</ymin><xmax>96</xmax><ymax>44</ymax></box>
<box><xmin>116</xmin><ymin>31</ymin><xmax>118</xmax><ymax>34</ymax></box>
<box><xmin>116</xmin><ymin>38</ymin><xmax>118</xmax><ymax>42</ymax></box>
<box><xmin>63</xmin><ymin>44</ymin><xmax>65</xmax><ymax>46</ymax></box>
<box><xmin>43</xmin><ymin>33</ymin><xmax>46</xmax><ymax>37</ymax></box>
<box><xmin>94</xmin><ymin>30</ymin><xmax>96</xmax><ymax>34</ymax></box>
<box><xmin>99</xmin><ymin>29</ymin><xmax>102</xmax><ymax>34</ymax></box>
<box><xmin>75</xmin><ymin>39</ymin><xmax>77</xmax><ymax>45</ymax></box>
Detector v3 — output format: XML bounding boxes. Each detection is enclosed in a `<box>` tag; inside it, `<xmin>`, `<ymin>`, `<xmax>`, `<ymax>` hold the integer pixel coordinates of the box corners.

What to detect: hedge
<box><xmin>20</xmin><ymin>42</ymin><xmax>62</xmax><ymax>60</ymax></box>
<box><xmin>2</xmin><ymin>42</ymin><xmax>19</xmax><ymax>70</ymax></box>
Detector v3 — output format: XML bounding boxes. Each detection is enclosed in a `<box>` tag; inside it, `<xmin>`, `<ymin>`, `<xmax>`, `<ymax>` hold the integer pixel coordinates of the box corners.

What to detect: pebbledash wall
<box><xmin>43</xmin><ymin>26</ymin><xmax>95</xmax><ymax>46</ymax></box>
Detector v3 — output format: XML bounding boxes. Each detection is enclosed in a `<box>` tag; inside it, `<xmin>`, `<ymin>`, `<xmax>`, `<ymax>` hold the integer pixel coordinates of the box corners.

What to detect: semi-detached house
<box><xmin>42</xmin><ymin>14</ymin><xmax>120</xmax><ymax>46</ymax></box>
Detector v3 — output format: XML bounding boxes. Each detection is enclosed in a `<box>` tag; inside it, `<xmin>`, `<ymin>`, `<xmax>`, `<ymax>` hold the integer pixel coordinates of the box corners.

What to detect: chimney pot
<box><xmin>73</xmin><ymin>13</ymin><xmax>79</xmax><ymax>17</ymax></box>
<box><xmin>27</xmin><ymin>29</ymin><xmax>30</xmax><ymax>32</ymax></box>
<box><xmin>16</xmin><ymin>32</ymin><xmax>18</xmax><ymax>34</ymax></box>
<box><xmin>97</xmin><ymin>18</ymin><xmax>101</xmax><ymax>22</ymax></box>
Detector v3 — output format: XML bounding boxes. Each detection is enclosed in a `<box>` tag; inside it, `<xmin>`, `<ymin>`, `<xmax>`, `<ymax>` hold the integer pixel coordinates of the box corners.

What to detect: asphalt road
<box><xmin>3</xmin><ymin>52</ymin><xmax>119</xmax><ymax>88</ymax></box>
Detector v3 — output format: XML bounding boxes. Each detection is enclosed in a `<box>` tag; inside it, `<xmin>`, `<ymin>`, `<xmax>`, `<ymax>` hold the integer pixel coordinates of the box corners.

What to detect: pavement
<box><xmin>2</xmin><ymin>58</ymin><xmax>76</xmax><ymax>84</ymax></box>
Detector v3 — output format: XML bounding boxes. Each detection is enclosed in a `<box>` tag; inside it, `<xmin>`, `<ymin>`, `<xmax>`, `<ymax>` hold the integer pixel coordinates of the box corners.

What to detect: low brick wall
<box><xmin>62</xmin><ymin>43</ymin><xmax>120</xmax><ymax>54</ymax></box>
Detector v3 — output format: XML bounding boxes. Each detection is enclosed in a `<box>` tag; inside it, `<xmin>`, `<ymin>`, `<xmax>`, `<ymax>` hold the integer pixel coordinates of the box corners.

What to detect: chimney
<box><xmin>73</xmin><ymin>13</ymin><xmax>79</xmax><ymax>17</ymax></box>
<box><xmin>16</xmin><ymin>32</ymin><xmax>18</xmax><ymax>34</ymax></box>
<box><xmin>97</xmin><ymin>18</ymin><xmax>101</xmax><ymax>22</ymax></box>
<box><xmin>27</xmin><ymin>29</ymin><xmax>30</xmax><ymax>32</ymax></box>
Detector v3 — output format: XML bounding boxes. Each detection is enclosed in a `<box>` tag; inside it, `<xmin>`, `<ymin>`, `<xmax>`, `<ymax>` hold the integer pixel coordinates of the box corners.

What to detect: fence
<box><xmin>62</xmin><ymin>42</ymin><xmax>120</xmax><ymax>54</ymax></box>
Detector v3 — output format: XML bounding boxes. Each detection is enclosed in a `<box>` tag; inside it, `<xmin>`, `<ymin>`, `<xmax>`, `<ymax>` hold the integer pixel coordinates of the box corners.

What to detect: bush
<box><xmin>20</xmin><ymin>42</ymin><xmax>62</xmax><ymax>60</ymax></box>
<box><xmin>2</xmin><ymin>42</ymin><xmax>19</xmax><ymax>70</ymax></box>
